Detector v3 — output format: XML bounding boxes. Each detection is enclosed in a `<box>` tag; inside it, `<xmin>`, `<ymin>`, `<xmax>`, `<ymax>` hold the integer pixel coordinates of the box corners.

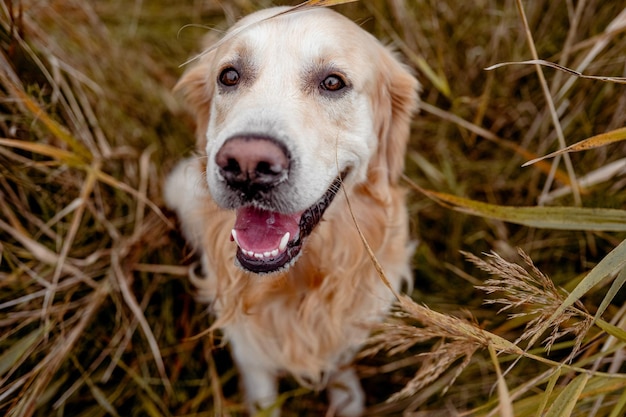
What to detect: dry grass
<box><xmin>1</xmin><ymin>0</ymin><xmax>626</xmax><ymax>416</ymax></box>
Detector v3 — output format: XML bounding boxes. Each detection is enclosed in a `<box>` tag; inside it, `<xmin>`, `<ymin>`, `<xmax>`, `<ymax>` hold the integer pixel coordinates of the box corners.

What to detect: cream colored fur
<box><xmin>165</xmin><ymin>6</ymin><xmax>419</xmax><ymax>416</ymax></box>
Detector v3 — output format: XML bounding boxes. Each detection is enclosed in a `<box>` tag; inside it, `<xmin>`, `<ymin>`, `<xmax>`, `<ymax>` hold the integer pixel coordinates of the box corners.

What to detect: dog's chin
<box><xmin>229</xmin><ymin>172</ymin><xmax>347</xmax><ymax>275</ymax></box>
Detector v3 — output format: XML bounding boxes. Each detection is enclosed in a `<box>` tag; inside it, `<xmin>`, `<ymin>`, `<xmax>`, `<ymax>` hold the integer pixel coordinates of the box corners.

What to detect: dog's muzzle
<box><xmin>214</xmin><ymin>135</ymin><xmax>347</xmax><ymax>274</ymax></box>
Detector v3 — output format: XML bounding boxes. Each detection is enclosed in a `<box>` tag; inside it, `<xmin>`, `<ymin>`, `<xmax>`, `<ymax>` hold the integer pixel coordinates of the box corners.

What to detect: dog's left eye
<box><xmin>320</xmin><ymin>74</ymin><xmax>346</xmax><ymax>92</ymax></box>
<box><xmin>219</xmin><ymin>68</ymin><xmax>240</xmax><ymax>87</ymax></box>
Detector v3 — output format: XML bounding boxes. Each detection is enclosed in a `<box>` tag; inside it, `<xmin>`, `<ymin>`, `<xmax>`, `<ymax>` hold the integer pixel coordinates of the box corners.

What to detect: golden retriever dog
<box><xmin>165</xmin><ymin>6</ymin><xmax>418</xmax><ymax>416</ymax></box>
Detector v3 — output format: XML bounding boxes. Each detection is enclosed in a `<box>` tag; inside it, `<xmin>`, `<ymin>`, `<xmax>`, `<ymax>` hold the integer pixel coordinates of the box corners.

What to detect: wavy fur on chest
<box><xmin>187</xmin><ymin>178</ymin><xmax>411</xmax><ymax>383</ymax></box>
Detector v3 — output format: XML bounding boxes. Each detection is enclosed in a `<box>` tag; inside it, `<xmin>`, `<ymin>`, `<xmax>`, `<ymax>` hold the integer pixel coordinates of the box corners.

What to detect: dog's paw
<box><xmin>328</xmin><ymin>368</ymin><xmax>365</xmax><ymax>417</ymax></box>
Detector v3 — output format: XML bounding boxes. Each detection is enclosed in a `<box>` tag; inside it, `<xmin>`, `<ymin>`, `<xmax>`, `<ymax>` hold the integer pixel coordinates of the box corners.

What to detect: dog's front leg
<box><xmin>328</xmin><ymin>367</ymin><xmax>365</xmax><ymax>417</ymax></box>
<box><xmin>228</xmin><ymin>331</ymin><xmax>280</xmax><ymax>416</ymax></box>
<box><xmin>236</xmin><ymin>359</ymin><xmax>279</xmax><ymax>417</ymax></box>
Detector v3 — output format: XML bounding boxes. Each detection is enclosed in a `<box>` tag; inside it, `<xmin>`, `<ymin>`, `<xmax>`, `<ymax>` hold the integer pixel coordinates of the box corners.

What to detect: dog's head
<box><xmin>176</xmin><ymin>7</ymin><xmax>419</xmax><ymax>274</ymax></box>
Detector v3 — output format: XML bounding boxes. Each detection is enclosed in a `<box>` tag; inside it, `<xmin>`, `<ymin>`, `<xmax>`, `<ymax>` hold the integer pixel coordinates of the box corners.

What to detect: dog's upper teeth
<box><xmin>232</xmin><ymin>229</ymin><xmax>291</xmax><ymax>260</ymax></box>
<box><xmin>231</xmin><ymin>229</ymin><xmax>240</xmax><ymax>246</ymax></box>
<box><xmin>279</xmin><ymin>232</ymin><xmax>290</xmax><ymax>252</ymax></box>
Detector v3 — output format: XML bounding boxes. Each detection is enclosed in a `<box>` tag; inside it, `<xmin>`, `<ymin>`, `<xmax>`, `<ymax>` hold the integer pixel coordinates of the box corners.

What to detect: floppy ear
<box><xmin>174</xmin><ymin>48</ymin><xmax>217</xmax><ymax>152</ymax></box>
<box><xmin>368</xmin><ymin>47</ymin><xmax>419</xmax><ymax>190</ymax></box>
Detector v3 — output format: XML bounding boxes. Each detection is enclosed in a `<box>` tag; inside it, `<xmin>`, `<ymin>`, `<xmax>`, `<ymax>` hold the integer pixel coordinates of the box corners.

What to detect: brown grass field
<box><xmin>1</xmin><ymin>0</ymin><xmax>626</xmax><ymax>416</ymax></box>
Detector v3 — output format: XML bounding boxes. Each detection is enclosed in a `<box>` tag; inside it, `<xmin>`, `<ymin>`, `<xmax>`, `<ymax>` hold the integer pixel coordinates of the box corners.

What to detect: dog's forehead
<box><xmin>222</xmin><ymin>8</ymin><xmax>376</xmax><ymax>71</ymax></box>
<box><xmin>232</xmin><ymin>7</ymin><xmax>361</xmax><ymax>37</ymax></box>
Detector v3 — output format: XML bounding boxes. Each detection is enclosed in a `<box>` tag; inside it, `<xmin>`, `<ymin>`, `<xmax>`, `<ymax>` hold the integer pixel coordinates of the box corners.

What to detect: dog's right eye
<box><xmin>219</xmin><ymin>68</ymin><xmax>240</xmax><ymax>87</ymax></box>
<box><xmin>320</xmin><ymin>74</ymin><xmax>345</xmax><ymax>92</ymax></box>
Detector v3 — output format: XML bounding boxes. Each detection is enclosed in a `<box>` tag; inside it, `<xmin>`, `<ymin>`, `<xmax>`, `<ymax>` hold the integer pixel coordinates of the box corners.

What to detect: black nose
<box><xmin>215</xmin><ymin>136</ymin><xmax>290</xmax><ymax>190</ymax></box>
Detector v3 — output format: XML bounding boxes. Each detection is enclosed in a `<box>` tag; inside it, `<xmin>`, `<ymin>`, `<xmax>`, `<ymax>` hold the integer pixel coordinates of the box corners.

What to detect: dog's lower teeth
<box><xmin>242</xmin><ymin>249</ymin><xmax>278</xmax><ymax>259</ymax></box>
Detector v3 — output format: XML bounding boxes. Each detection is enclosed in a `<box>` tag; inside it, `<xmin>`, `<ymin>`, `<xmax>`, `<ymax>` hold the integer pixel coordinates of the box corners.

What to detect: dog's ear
<box><xmin>368</xmin><ymin>47</ymin><xmax>419</xmax><ymax>190</ymax></box>
<box><xmin>174</xmin><ymin>48</ymin><xmax>217</xmax><ymax>152</ymax></box>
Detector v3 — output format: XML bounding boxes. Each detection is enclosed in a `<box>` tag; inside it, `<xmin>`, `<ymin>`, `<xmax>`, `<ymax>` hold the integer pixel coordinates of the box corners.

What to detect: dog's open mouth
<box><xmin>229</xmin><ymin>173</ymin><xmax>345</xmax><ymax>274</ymax></box>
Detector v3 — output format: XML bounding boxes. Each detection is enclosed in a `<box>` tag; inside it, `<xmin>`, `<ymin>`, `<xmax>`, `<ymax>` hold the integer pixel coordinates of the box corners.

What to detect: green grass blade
<box><xmin>544</xmin><ymin>373</ymin><xmax>589</xmax><ymax>417</ymax></box>
<box><xmin>595</xmin><ymin>319</ymin><xmax>626</xmax><ymax>343</ymax></box>
<box><xmin>411</xmin><ymin>187</ymin><xmax>626</xmax><ymax>231</ymax></box>
<box><xmin>0</xmin><ymin>138</ymin><xmax>85</xmax><ymax>167</ymax></box>
<box><xmin>535</xmin><ymin>368</ymin><xmax>561</xmax><ymax>417</ymax></box>
<box><xmin>489</xmin><ymin>344</ymin><xmax>513</xmax><ymax>417</ymax></box>
<box><xmin>528</xmin><ymin>238</ymin><xmax>626</xmax><ymax>349</ymax></box>
<box><xmin>608</xmin><ymin>385</ymin><xmax>626</xmax><ymax>417</ymax></box>
<box><xmin>86</xmin><ymin>382</ymin><xmax>121</xmax><ymax>417</ymax></box>
<box><xmin>410</xmin><ymin>52</ymin><xmax>452</xmax><ymax>98</ymax></box>
<box><xmin>0</xmin><ymin>76</ymin><xmax>93</xmax><ymax>162</ymax></box>
<box><xmin>0</xmin><ymin>327</ymin><xmax>44</xmax><ymax>376</ymax></box>
<box><xmin>593</xmin><ymin>266</ymin><xmax>626</xmax><ymax>325</ymax></box>
<box><xmin>524</xmin><ymin>126</ymin><xmax>626</xmax><ymax>167</ymax></box>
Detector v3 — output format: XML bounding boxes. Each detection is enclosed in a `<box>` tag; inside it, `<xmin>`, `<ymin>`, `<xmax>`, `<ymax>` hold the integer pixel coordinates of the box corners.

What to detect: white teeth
<box><xmin>279</xmin><ymin>232</ymin><xmax>290</xmax><ymax>252</ymax></box>
<box><xmin>231</xmin><ymin>229</ymin><xmax>240</xmax><ymax>246</ymax></box>
<box><xmin>232</xmin><ymin>229</ymin><xmax>291</xmax><ymax>260</ymax></box>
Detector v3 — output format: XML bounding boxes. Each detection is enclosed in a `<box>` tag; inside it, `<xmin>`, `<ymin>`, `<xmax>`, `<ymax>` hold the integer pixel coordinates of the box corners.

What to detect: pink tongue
<box><xmin>233</xmin><ymin>207</ymin><xmax>301</xmax><ymax>253</ymax></box>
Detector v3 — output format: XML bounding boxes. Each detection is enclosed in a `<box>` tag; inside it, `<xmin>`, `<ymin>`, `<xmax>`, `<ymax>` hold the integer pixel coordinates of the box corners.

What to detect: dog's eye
<box><xmin>320</xmin><ymin>74</ymin><xmax>345</xmax><ymax>92</ymax></box>
<box><xmin>219</xmin><ymin>68</ymin><xmax>240</xmax><ymax>87</ymax></box>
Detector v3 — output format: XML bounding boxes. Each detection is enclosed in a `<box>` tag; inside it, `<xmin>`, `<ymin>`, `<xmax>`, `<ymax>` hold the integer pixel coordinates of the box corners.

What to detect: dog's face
<box><xmin>177</xmin><ymin>7</ymin><xmax>418</xmax><ymax>274</ymax></box>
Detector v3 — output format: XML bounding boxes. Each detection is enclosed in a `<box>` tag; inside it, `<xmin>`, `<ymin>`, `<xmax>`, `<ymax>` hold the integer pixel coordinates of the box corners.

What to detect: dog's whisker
<box><xmin>176</xmin><ymin>24</ymin><xmax>225</xmax><ymax>40</ymax></box>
